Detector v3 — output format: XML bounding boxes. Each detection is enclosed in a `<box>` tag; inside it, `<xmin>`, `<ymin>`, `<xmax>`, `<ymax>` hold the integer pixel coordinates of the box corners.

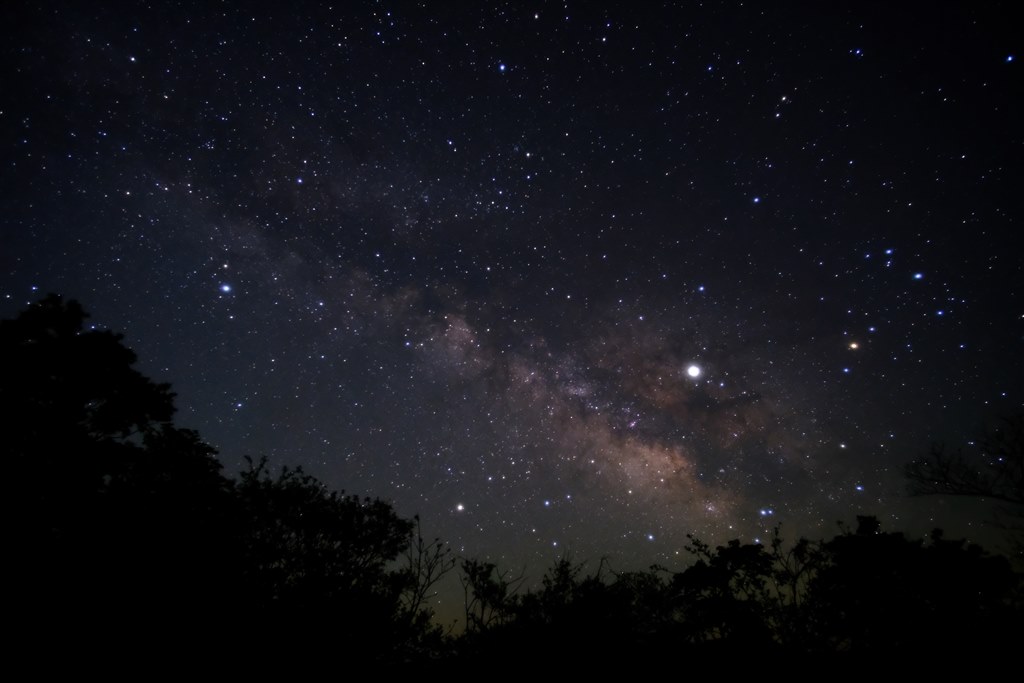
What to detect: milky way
<box><xmin>2</xmin><ymin>2</ymin><xmax>1021</xmax><ymax>608</ymax></box>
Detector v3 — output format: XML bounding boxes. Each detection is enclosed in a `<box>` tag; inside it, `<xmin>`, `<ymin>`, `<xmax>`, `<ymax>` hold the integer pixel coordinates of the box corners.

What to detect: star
<box><xmin>2</xmin><ymin>2</ymin><xmax>1016</xmax><ymax>634</ymax></box>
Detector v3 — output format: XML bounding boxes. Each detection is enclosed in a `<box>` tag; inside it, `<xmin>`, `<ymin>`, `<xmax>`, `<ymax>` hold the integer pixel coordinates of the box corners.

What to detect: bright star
<box><xmin>687</xmin><ymin>365</ymin><xmax>701</xmax><ymax>378</ymax></box>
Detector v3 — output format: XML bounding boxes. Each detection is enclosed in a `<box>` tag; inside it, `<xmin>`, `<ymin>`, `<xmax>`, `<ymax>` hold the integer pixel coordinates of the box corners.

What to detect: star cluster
<box><xmin>2</xmin><ymin>3</ymin><xmax>1021</xmax><ymax>581</ymax></box>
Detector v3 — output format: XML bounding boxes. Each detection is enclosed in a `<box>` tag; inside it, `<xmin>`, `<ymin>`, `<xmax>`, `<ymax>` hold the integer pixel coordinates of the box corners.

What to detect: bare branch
<box><xmin>906</xmin><ymin>420</ymin><xmax>1024</xmax><ymax>506</ymax></box>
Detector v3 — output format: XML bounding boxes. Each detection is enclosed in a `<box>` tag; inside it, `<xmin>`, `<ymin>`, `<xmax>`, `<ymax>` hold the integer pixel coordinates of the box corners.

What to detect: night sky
<box><xmin>2</xmin><ymin>1</ymin><xmax>1021</xmax><ymax>606</ymax></box>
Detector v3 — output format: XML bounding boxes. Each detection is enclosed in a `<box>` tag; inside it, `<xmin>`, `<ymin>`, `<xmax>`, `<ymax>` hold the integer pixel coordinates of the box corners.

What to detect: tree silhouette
<box><xmin>452</xmin><ymin>519</ymin><xmax>1021</xmax><ymax>665</ymax></box>
<box><xmin>2</xmin><ymin>295</ymin><xmax>443</xmax><ymax>661</ymax></box>
<box><xmin>801</xmin><ymin>516</ymin><xmax>1019</xmax><ymax>655</ymax></box>
<box><xmin>2</xmin><ymin>295</ymin><xmax>182</xmax><ymax>505</ymax></box>
<box><xmin>673</xmin><ymin>536</ymin><xmax>776</xmax><ymax>650</ymax></box>
<box><xmin>1</xmin><ymin>295</ymin><xmax>177</xmax><ymax>463</ymax></box>
<box><xmin>906</xmin><ymin>416</ymin><xmax>1024</xmax><ymax>505</ymax></box>
<box><xmin>509</xmin><ymin>558</ymin><xmax>678</xmax><ymax>664</ymax></box>
<box><xmin>766</xmin><ymin>529</ymin><xmax>825</xmax><ymax>649</ymax></box>
<box><xmin>230</xmin><ymin>455</ymin><xmax>427</xmax><ymax>657</ymax></box>
<box><xmin>458</xmin><ymin>558</ymin><xmax>524</xmax><ymax>633</ymax></box>
<box><xmin>398</xmin><ymin>515</ymin><xmax>456</xmax><ymax>636</ymax></box>
<box><xmin>2</xmin><ymin>295</ymin><xmax>232</xmax><ymax>638</ymax></box>
<box><xmin>906</xmin><ymin>415</ymin><xmax>1024</xmax><ymax>554</ymax></box>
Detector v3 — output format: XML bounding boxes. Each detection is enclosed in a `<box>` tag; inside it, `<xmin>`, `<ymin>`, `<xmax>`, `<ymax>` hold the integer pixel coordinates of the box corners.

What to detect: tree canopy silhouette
<box><xmin>4</xmin><ymin>296</ymin><xmax>1021</xmax><ymax>665</ymax></box>
<box><xmin>454</xmin><ymin>517</ymin><xmax>1022</xmax><ymax>666</ymax></box>
<box><xmin>3</xmin><ymin>295</ymin><xmax>230</xmax><ymax>631</ymax></box>
<box><xmin>3</xmin><ymin>295</ymin><xmax>447</xmax><ymax>660</ymax></box>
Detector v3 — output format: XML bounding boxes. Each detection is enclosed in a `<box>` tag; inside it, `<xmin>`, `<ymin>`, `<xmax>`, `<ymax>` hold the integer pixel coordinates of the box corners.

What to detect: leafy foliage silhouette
<box><xmin>3</xmin><ymin>295</ymin><xmax>443</xmax><ymax>660</ymax></box>
<box><xmin>804</xmin><ymin>517</ymin><xmax>1016</xmax><ymax>653</ymax></box>
<box><xmin>454</xmin><ymin>520</ymin><xmax>1021</xmax><ymax>665</ymax></box>
<box><xmin>3</xmin><ymin>295</ymin><xmax>230</xmax><ymax>634</ymax></box>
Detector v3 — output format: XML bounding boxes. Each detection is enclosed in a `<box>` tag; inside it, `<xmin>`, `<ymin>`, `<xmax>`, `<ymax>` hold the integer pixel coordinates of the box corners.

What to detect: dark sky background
<box><xmin>2</xmin><ymin>1</ymin><xmax>1021</xmax><ymax>616</ymax></box>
